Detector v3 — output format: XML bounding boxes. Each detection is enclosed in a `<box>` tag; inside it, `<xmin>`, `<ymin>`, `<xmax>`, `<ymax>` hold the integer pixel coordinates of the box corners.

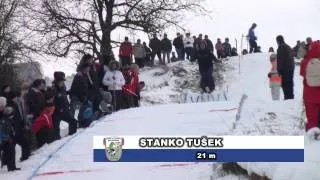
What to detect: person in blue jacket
<box><xmin>248</xmin><ymin>23</ymin><xmax>258</xmax><ymax>53</ymax></box>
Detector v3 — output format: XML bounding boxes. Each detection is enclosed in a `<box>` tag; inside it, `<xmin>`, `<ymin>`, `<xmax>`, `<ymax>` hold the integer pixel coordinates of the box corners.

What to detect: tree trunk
<box><xmin>100</xmin><ymin>30</ymin><xmax>114</xmax><ymax>65</ymax></box>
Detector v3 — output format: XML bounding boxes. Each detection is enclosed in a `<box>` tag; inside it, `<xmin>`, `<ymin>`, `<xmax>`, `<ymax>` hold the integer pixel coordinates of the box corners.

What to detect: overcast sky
<box><xmin>182</xmin><ymin>0</ymin><xmax>320</xmax><ymax>51</ymax></box>
<box><xmin>113</xmin><ymin>0</ymin><xmax>320</xmax><ymax>53</ymax></box>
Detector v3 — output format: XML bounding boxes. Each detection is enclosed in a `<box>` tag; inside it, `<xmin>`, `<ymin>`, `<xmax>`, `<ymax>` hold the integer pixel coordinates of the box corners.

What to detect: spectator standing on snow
<box><xmin>149</xmin><ymin>34</ymin><xmax>162</xmax><ymax>66</ymax></box>
<box><xmin>69</xmin><ymin>63</ymin><xmax>91</xmax><ymax>117</ymax></box>
<box><xmin>52</xmin><ymin>72</ymin><xmax>77</xmax><ymax>140</ymax></box>
<box><xmin>119</xmin><ymin>37</ymin><xmax>133</xmax><ymax>67</ymax></box>
<box><xmin>306</xmin><ymin>37</ymin><xmax>312</xmax><ymax>50</ymax></box>
<box><xmin>293</xmin><ymin>41</ymin><xmax>301</xmax><ymax>58</ymax></box>
<box><xmin>77</xmin><ymin>54</ymin><xmax>101</xmax><ymax>120</ymax></box>
<box><xmin>248</xmin><ymin>23</ymin><xmax>258</xmax><ymax>52</ymax></box>
<box><xmin>26</xmin><ymin>79</ymin><xmax>46</xmax><ymax>120</ymax></box>
<box><xmin>300</xmin><ymin>41</ymin><xmax>320</xmax><ymax>130</ymax></box>
<box><xmin>173</xmin><ymin>33</ymin><xmax>184</xmax><ymax>60</ymax></box>
<box><xmin>215</xmin><ymin>38</ymin><xmax>224</xmax><ymax>59</ymax></box>
<box><xmin>0</xmin><ymin>98</ymin><xmax>21</xmax><ymax>171</ymax></box>
<box><xmin>133</xmin><ymin>39</ymin><xmax>146</xmax><ymax>69</ymax></box>
<box><xmin>204</xmin><ymin>35</ymin><xmax>214</xmax><ymax>53</ymax></box>
<box><xmin>122</xmin><ymin>64</ymin><xmax>140</xmax><ymax>109</ymax></box>
<box><xmin>223</xmin><ymin>38</ymin><xmax>232</xmax><ymax>58</ymax></box>
<box><xmin>195</xmin><ymin>40</ymin><xmax>215</xmax><ymax>93</ymax></box>
<box><xmin>32</xmin><ymin>91</ymin><xmax>55</xmax><ymax>148</ymax></box>
<box><xmin>143</xmin><ymin>42</ymin><xmax>152</xmax><ymax>66</ymax></box>
<box><xmin>297</xmin><ymin>42</ymin><xmax>307</xmax><ymax>59</ymax></box>
<box><xmin>183</xmin><ymin>33</ymin><xmax>194</xmax><ymax>60</ymax></box>
<box><xmin>98</xmin><ymin>57</ymin><xmax>111</xmax><ymax>92</ymax></box>
<box><xmin>248</xmin><ymin>23</ymin><xmax>258</xmax><ymax>53</ymax></box>
<box><xmin>6</xmin><ymin>92</ymin><xmax>31</xmax><ymax>161</ymax></box>
<box><xmin>160</xmin><ymin>33</ymin><xmax>172</xmax><ymax>64</ymax></box>
<box><xmin>103</xmin><ymin>61</ymin><xmax>125</xmax><ymax>111</ymax></box>
<box><xmin>276</xmin><ymin>35</ymin><xmax>295</xmax><ymax>100</ymax></box>
<box><xmin>268</xmin><ymin>54</ymin><xmax>282</xmax><ymax>100</ymax></box>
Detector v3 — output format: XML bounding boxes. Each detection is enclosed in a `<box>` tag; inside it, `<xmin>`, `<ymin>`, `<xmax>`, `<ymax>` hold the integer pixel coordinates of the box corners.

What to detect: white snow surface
<box><xmin>1</xmin><ymin>53</ymin><xmax>316</xmax><ymax>180</ymax></box>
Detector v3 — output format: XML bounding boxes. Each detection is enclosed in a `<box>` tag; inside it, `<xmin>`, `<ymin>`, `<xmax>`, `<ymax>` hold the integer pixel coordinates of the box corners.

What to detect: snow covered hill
<box><xmin>1</xmin><ymin>53</ymin><xmax>313</xmax><ymax>180</ymax></box>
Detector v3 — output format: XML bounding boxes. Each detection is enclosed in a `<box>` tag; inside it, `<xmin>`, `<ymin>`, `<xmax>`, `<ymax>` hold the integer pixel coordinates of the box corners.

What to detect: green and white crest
<box><xmin>103</xmin><ymin>137</ymin><xmax>124</xmax><ymax>162</ymax></box>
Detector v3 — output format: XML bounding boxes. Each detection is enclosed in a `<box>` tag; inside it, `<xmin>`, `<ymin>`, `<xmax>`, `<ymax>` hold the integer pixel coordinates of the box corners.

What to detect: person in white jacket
<box><xmin>183</xmin><ymin>33</ymin><xmax>194</xmax><ymax>60</ymax></box>
<box><xmin>102</xmin><ymin>61</ymin><xmax>125</xmax><ymax>111</ymax></box>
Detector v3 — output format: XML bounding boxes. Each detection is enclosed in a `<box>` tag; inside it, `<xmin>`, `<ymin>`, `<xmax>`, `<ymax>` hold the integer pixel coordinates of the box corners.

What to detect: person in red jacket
<box><xmin>300</xmin><ymin>41</ymin><xmax>320</xmax><ymax>131</ymax></box>
<box><xmin>122</xmin><ymin>64</ymin><xmax>139</xmax><ymax>109</ymax></box>
<box><xmin>32</xmin><ymin>90</ymin><xmax>55</xmax><ymax>148</ymax></box>
<box><xmin>119</xmin><ymin>37</ymin><xmax>133</xmax><ymax>68</ymax></box>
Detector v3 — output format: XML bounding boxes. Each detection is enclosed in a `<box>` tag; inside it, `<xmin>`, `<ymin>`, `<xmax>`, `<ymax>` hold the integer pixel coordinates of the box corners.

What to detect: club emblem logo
<box><xmin>103</xmin><ymin>137</ymin><xmax>124</xmax><ymax>162</ymax></box>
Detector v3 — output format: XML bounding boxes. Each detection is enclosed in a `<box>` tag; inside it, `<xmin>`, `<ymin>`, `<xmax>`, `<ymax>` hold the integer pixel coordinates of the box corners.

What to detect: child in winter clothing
<box><xmin>268</xmin><ymin>54</ymin><xmax>282</xmax><ymax>100</ymax></box>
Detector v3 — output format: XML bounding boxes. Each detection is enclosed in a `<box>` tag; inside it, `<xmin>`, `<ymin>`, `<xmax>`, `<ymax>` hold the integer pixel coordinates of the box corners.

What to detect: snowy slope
<box><xmin>0</xmin><ymin>53</ymin><xmax>309</xmax><ymax>180</ymax></box>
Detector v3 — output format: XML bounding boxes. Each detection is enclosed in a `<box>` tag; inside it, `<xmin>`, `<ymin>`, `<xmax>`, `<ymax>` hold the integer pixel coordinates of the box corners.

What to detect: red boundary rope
<box><xmin>35</xmin><ymin>163</ymin><xmax>199</xmax><ymax>177</ymax></box>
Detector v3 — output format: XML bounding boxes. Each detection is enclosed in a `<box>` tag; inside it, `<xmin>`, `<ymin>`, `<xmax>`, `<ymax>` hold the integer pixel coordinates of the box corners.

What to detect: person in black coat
<box><xmin>6</xmin><ymin>92</ymin><xmax>30</xmax><ymax>162</ymax></box>
<box><xmin>195</xmin><ymin>40</ymin><xmax>215</xmax><ymax>93</ymax></box>
<box><xmin>78</xmin><ymin>54</ymin><xmax>101</xmax><ymax>116</ymax></box>
<box><xmin>204</xmin><ymin>35</ymin><xmax>214</xmax><ymax>53</ymax></box>
<box><xmin>0</xmin><ymin>105</ymin><xmax>21</xmax><ymax>171</ymax></box>
<box><xmin>52</xmin><ymin>73</ymin><xmax>77</xmax><ymax>140</ymax></box>
<box><xmin>69</xmin><ymin>63</ymin><xmax>91</xmax><ymax>116</ymax></box>
<box><xmin>149</xmin><ymin>34</ymin><xmax>162</xmax><ymax>65</ymax></box>
<box><xmin>276</xmin><ymin>35</ymin><xmax>295</xmax><ymax>100</ymax></box>
<box><xmin>143</xmin><ymin>42</ymin><xmax>152</xmax><ymax>66</ymax></box>
<box><xmin>173</xmin><ymin>33</ymin><xmax>185</xmax><ymax>60</ymax></box>
<box><xmin>160</xmin><ymin>33</ymin><xmax>172</xmax><ymax>64</ymax></box>
<box><xmin>26</xmin><ymin>79</ymin><xmax>46</xmax><ymax>120</ymax></box>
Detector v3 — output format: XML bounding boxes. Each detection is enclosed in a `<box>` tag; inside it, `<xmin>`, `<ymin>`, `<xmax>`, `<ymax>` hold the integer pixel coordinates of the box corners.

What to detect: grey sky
<box><xmin>114</xmin><ymin>0</ymin><xmax>320</xmax><ymax>53</ymax></box>
<box><xmin>183</xmin><ymin>0</ymin><xmax>320</xmax><ymax>50</ymax></box>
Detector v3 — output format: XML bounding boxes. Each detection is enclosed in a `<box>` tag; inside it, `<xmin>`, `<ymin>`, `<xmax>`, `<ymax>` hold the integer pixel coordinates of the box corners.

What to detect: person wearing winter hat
<box><xmin>0</xmin><ymin>104</ymin><xmax>21</xmax><ymax>171</ymax></box>
<box><xmin>52</xmin><ymin>72</ymin><xmax>77</xmax><ymax>140</ymax></box>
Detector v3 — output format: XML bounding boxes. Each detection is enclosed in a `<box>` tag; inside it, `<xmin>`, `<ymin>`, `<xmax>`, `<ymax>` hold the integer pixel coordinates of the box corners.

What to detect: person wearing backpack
<box><xmin>300</xmin><ymin>41</ymin><xmax>320</xmax><ymax>131</ymax></box>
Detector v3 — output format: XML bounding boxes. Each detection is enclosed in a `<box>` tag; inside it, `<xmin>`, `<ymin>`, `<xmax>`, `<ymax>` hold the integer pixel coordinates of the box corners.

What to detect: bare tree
<box><xmin>25</xmin><ymin>0</ymin><xmax>207</xmax><ymax>63</ymax></box>
<box><xmin>0</xmin><ymin>0</ymin><xmax>31</xmax><ymax>87</ymax></box>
